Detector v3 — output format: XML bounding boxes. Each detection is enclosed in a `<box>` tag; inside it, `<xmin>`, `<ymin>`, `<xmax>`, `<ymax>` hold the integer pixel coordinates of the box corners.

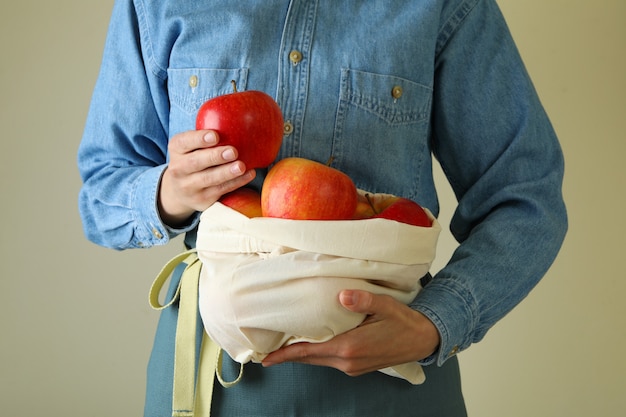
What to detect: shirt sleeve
<box><xmin>411</xmin><ymin>0</ymin><xmax>567</xmax><ymax>365</ymax></box>
<box><xmin>77</xmin><ymin>0</ymin><xmax>198</xmax><ymax>249</ymax></box>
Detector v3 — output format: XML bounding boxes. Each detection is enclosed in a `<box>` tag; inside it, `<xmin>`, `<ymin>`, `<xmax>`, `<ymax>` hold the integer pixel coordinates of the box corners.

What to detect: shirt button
<box><xmin>189</xmin><ymin>75</ymin><xmax>199</xmax><ymax>88</ymax></box>
<box><xmin>289</xmin><ymin>50</ymin><xmax>303</xmax><ymax>65</ymax></box>
<box><xmin>448</xmin><ymin>346</ymin><xmax>460</xmax><ymax>357</ymax></box>
<box><xmin>152</xmin><ymin>228</ymin><xmax>163</xmax><ymax>240</ymax></box>
<box><xmin>391</xmin><ymin>85</ymin><xmax>403</xmax><ymax>99</ymax></box>
<box><xmin>283</xmin><ymin>121</ymin><xmax>294</xmax><ymax>136</ymax></box>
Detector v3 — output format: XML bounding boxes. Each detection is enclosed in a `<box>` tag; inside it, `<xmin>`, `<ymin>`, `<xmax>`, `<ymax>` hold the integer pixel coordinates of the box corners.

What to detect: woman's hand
<box><xmin>262</xmin><ymin>290</ymin><xmax>440</xmax><ymax>376</ymax></box>
<box><xmin>158</xmin><ymin>129</ymin><xmax>256</xmax><ymax>227</ymax></box>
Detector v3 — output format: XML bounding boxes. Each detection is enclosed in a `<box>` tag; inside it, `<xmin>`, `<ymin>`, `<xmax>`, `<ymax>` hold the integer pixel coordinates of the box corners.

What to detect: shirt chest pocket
<box><xmin>167</xmin><ymin>68</ymin><xmax>249</xmax><ymax>136</ymax></box>
<box><xmin>332</xmin><ymin>69</ymin><xmax>433</xmax><ymax>198</ymax></box>
<box><xmin>337</xmin><ymin>68</ymin><xmax>432</xmax><ymax>126</ymax></box>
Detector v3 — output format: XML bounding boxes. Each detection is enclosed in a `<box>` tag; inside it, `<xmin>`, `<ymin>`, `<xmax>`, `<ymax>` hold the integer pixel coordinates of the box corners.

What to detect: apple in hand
<box><xmin>355</xmin><ymin>193</ymin><xmax>432</xmax><ymax>227</ymax></box>
<box><xmin>261</xmin><ymin>157</ymin><xmax>358</xmax><ymax>220</ymax></box>
<box><xmin>219</xmin><ymin>187</ymin><xmax>263</xmax><ymax>218</ymax></box>
<box><xmin>196</xmin><ymin>81</ymin><xmax>284</xmax><ymax>169</ymax></box>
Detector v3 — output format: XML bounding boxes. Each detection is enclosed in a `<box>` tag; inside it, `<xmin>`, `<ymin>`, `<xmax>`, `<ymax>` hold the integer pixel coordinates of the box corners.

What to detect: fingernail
<box><xmin>245</xmin><ymin>169</ymin><xmax>256</xmax><ymax>178</ymax></box>
<box><xmin>222</xmin><ymin>148</ymin><xmax>236</xmax><ymax>161</ymax></box>
<box><xmin>230</xmin><ymin>162</ymin><xmax>244</xmax><ymax>174</ymax></box>
<box><xmin>204</xmin><ymin>132</ymin><xmax>218</xmax><ymax>145</ymax></box>
<box><xmin>340</xmin><ymin>290</ymin><xmax>357</xmax><ymax>306</ymax></box>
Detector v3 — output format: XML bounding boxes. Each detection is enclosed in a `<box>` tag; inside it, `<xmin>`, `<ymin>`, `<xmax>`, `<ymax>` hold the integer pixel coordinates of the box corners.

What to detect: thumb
<box><xmin>339</xmin><ymin>289</ymin><xmax>378</xmax><ymax>314</ymax></box>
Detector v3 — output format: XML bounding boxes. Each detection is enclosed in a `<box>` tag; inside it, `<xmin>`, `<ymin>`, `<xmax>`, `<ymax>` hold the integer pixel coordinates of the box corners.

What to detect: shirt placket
<box><xmin>276</xmin><ymin>0</ymin><xmax>318</xmax><ymax>159</ymax></box>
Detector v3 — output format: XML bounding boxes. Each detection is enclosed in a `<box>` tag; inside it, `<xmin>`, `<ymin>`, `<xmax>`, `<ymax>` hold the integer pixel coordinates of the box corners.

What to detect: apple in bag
<box><xmin>219</xmin><ymin>187</ymin><xmax>263</xmax><ymax>218</ymax></box>
<box><xmin>261</xmin><ymin>157</ymin><xmax>358</xmax><ymax>220</ymax></box>
<box><xmin>353</xmin><ymin>192</ymin><xmax>432</xmax><ymax>227</ymax></box>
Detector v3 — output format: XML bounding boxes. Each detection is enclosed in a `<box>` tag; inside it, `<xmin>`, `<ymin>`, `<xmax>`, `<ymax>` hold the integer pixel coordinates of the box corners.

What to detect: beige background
<box><xmin>1</xmin><ymin>1</ymin><xmax>624</xmax><ymax>416</ymax></box>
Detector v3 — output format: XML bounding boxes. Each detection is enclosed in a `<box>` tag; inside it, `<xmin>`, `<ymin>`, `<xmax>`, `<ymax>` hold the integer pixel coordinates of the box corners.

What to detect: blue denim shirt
<box><xmin>78</xmin><ymin>0</ymin><xmax>567</xmax><ymax>367</ymax></box>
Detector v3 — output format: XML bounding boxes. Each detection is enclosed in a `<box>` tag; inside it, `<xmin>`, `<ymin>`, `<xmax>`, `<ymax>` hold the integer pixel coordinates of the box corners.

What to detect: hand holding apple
<box><xmin>158</xmin><ymin>129</ymin><xmax>256</xmax><ymax>227</ymax></box>
<box><xmin>196</xmin><ymin>81</ymin><xmax>284</xmax><ymax>169</ymax></box>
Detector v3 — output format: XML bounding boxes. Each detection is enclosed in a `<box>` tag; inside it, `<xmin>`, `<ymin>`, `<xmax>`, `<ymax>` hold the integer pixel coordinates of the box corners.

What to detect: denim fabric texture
<box><xmin>78</xmin><ymin>0</ymin><xmax>567</xmax><ymax>415</ymax></box>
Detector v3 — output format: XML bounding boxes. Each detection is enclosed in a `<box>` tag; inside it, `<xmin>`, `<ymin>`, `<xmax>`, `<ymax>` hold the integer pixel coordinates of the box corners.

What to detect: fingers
<box><xmin>339</xmin><ymin>290</ymin><xmax>388</xmax><ymax>316</ymax></box>
<box><xmin>195</xmin><ymin>167</ymin><xmax>257</xmax><ymax>202</ymax></box>
<box><xmin>168</xmin><ymin>130</ymin><xmax>241</xmax><ymax>176</ymax></box>
<box><xmin>195</xmin><ymin>145</ymin><xmax>243</xmax><ymax>175</ymax></box>
<box><xmin>262</xmin><ymin>290</ymin><xmax>438</xmax><ymax>377</ymax></box>
<box><xmin>262</xmin><ymin>334</ymin><xmax>375</xmax><ymax>377</ymax></box>
<box><xmin>165</xmin><ymin>163</ymin><xmax>256</xmax><ymax>211</ymax></box>
<box><xmin>167</xmin><ymin>129</ymin><xmax>254</xmax><ymax>192</ymax></box>
<box><xmin>262</xmin><ymin>291</ymin><xmax>387</xmax><ymax>373</ymax></box>
<box><xmin>262</xmin><ymin>341</ymin><xmax>340</xmax><ymax>369</ymax></box>
<box><xmin>157</xmin><ymin>129</ymin><xmax>257</xmax><ymax>226</ymax></box>
<box><xmin>168</xmin><ymin>130</ymin><xmax>219</xmax><ymax>154</ymax></box>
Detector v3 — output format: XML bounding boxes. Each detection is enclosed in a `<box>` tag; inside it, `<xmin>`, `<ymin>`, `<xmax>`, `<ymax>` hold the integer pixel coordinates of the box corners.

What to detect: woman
<box><xmin>78</xmin><ymin>1</ymin><xmax>567</xmax><ymax>415</ymax></box>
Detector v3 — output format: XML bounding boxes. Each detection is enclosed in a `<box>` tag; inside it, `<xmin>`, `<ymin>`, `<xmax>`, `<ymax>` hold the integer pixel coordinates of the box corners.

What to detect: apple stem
<box><xmin>231</xmin><ymin>80</ymin><xmax>238</xmax><ymax>93</ymax></box>
<box><xmin>325</xmin><ymin>156</ymin><xmax>335</xmax><ymax>166</ymax></box>
<box><xmin>364</xmin><ymin>193</ymin><xmax>379</xmax><ymax>214</ymax></box>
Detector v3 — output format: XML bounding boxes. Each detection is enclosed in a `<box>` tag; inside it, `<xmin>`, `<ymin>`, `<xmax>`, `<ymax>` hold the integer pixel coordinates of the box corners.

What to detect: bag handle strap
<box><xmin>172</xmin><ymin>252</ymin><xmax>201</xmax><ymax>417</ymax></box>
<box><xmin>192</xmin><ymin>333</ymin><xmax>244</xmax><ymax>414</ymax></box>
<box><xmin>150</xmin><ymin>250</ymin><xmax>202</xmax><ymax>416</ymax></box>
<box><xmin>150</xmin><ymin>250</ymin><xmax>243</xmax><ymax>417</ymax></box>
<box><xmin>149</xmin><ymin>249</ymin><xmax>197</xmax><ymax>310</ymax></box>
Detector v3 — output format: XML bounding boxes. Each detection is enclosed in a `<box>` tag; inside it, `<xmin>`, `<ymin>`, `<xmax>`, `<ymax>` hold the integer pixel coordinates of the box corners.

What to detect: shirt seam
<box><xmin>135</xmin><ymin>0</ymin><xmax>167</xmax><ymax>81</ymax></box>
<box><xmin>435</xmin><ymin>0</ymin><xmax>481</xmax><ymax>57</ymax></box>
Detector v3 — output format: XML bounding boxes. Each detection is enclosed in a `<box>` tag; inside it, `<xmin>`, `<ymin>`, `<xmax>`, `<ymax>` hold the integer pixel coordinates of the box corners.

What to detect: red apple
<box><xmin>354</xmin><ymin>193</ymin><xmax>432</xmax><ymax>227</ymax></box>
<box><xmin>196</xmin><ymin>81</ymin><xmax>284</xmax><ymax>169</ymax></box>
<box><xmin>219</xmin><ymin>187</ymin><xmax>263</xmax><ymax>218</ymax></box>
<box><xmin>261</xmin><ymin>157</ymin><xmax>358</xmax><ymax>220</ymax></box>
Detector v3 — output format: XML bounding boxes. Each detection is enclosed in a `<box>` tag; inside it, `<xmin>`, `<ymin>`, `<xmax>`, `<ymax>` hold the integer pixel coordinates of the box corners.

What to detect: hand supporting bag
<box><xmin>196</xmin><ymin>197</ymin><xmax>441</xmax><ymax>384</ymax></box>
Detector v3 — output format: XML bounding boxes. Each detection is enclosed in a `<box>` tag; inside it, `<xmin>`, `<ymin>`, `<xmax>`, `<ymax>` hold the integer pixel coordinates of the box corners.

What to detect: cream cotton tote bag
<box><xmin>196</xmin><ymin>195</ymin><xmax>441</xmax><ymax>385</ymax></box>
